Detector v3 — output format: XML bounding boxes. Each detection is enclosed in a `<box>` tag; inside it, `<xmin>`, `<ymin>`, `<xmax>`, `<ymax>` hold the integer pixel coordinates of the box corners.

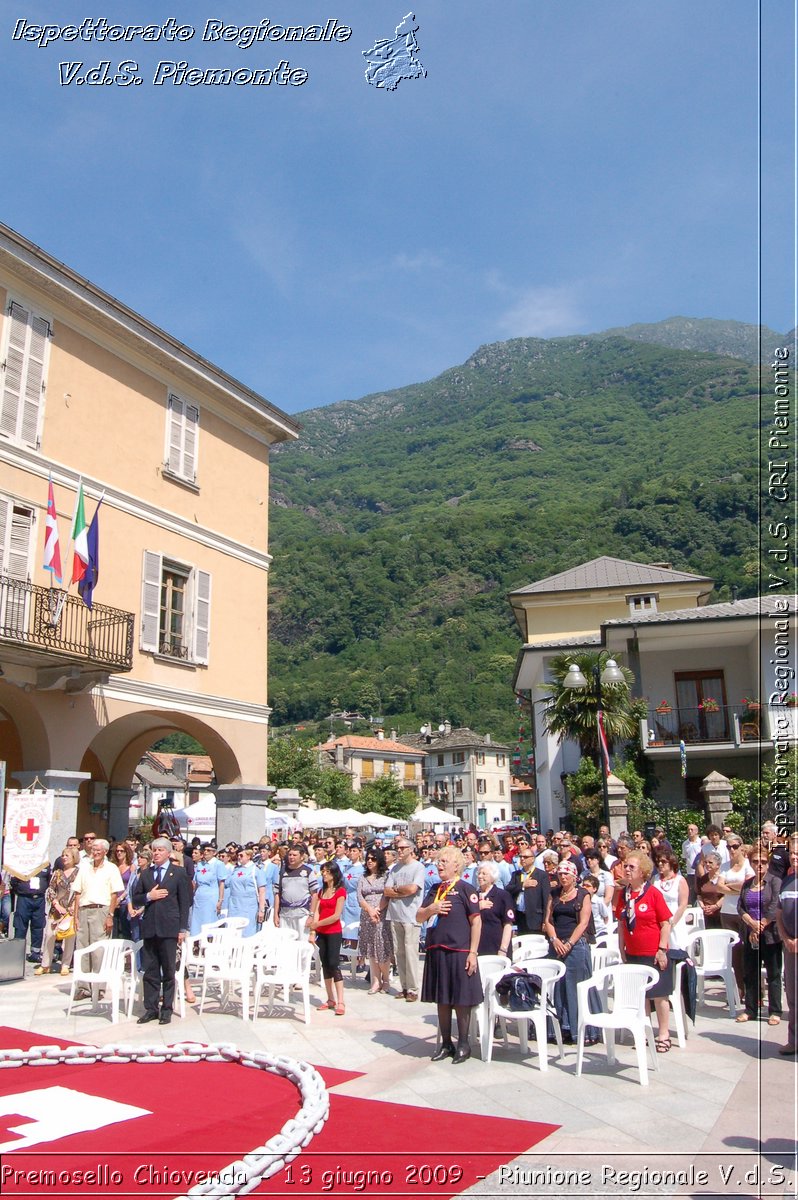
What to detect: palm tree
<box><xmin>540</xmin><ymin>650</ymin><xmax>637</xmax><ymax>763</ymax></box>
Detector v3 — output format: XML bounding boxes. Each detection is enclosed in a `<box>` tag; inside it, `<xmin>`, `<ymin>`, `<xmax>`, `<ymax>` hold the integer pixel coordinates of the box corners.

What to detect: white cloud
<box><xmin>389</xmin><ymin>251</ymin><xmax>444</xmax><ymax>272</ymax></box>
<box><xmin>495</xmin><ymin>282</ymin><xmax>585</xmax><ymax>338</ymax></box>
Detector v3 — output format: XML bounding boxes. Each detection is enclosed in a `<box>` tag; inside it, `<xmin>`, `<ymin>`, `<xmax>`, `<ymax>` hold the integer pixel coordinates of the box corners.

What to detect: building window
<box><xmin>403</xmin><ymin>761</ymin><xmax>416</xmax><ymax>781</ymax></box>
<box><xmin>496</xmin><ymin>753</ymin><xmax>505</xmax><ymax>766</ymax></box>
<box><xmin>476</xmin><ymin>779</ymin><xmax>486</xmax><ymax>795</ymax></box>
<box><xmin>498</xmin><ymin>780</ymin><xmax>505</xmax><ymax>796</ymax></box>
<box><xmin>164</xmin><ymin>393</ymin><xmax>199</xmax><ymax>484</ymax></box>
<box><xmin>361</xmin><ymin>759</ymin><xmax>374</xmax><ymax>779</ymax></box>
<box><xmin>140</xmin><ymin>550</ymin><xmax>211</xmax><ymax>664</ymax></box>
<box><xmin>0</xmin><ymin>300</ymin><xmax>51</xmax><ymax>448</ymax></box>
<box><xmin>0</xmin><ymin>496</ymin><xmax>33</xmax><ymax>632</ymax></box>
<box><xmin>674</xmin><ymin>671</ymin><xmax>728</xmax><ymax>741</ymax></box>
<box><xmin>475</xmin><ymin>751</ymin><xmax>486</xmax><ymax>765</ymax></box>
<box><xmin>453</xmin><ymin>778</ymin><xmax>463</xmax><ymax>796</ymax></box>
<box><xmin>452</xmin><ymin>751</ymin><xmax>465</xmax><ymax>765</ymax></box>
<box><xmin>436</xmin><ymin>753</ymin><xmax>444</xmax><ymax>767</ymax></box>
<box><xmin>628</xmin><ymin>593</ymin><xmax>657</xmax><ymax>614</ymax></box>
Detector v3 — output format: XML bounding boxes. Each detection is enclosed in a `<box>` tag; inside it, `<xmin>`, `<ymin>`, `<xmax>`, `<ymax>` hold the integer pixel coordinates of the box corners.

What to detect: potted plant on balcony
<box><xmin>699</xmin><ymin>697</ymin><xmax>720</xmax><ymax>714</ymax></box>
<box><xmin>655</xmin><ymin>700</ymin><xmax>672</xmax><ymax>715</ymax></box>
<box><xmin>741</xmin><ymin>696</ymin><xmax>761</xmax><ymax>720</ymax></box>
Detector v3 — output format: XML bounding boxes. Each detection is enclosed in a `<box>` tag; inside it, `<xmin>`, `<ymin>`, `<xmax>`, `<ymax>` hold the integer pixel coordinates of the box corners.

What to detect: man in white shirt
<box><xmin>382</xmin><ymin>839</ymin><xmax>425</xmax><ymax>1002</ymax></box>
<box><xmin>71</xmin><ymin>838</ymin><xmax>124</xmax><ymax>999</ymax></box>
<box><xmin>682</xmin><ymin>823</ymin><xmax>703</xmax><ymax>901</ymax></box>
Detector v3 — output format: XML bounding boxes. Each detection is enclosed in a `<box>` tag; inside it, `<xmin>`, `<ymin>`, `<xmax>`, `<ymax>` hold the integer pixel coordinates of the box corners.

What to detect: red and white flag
<box><xmin>42</xmin><ymin>476</ymin><xmax>62</xmax><ymax>584</ymax></box>
<box><xmin>597</xmin><ymin>710</ymin><xmax>611</xmax><ymax>777</ymax></box>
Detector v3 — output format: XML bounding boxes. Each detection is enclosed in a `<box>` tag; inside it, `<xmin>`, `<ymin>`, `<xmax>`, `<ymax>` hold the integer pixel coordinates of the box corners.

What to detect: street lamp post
<box><xmin>563</xmin><ymin>658</ymin><xmax>628</xmax><ymax>832</ymax></box>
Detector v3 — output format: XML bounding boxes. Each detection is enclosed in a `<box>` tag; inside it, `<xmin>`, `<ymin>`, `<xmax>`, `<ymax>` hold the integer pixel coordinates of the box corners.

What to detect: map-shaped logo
<box><xmin>362</xmin><ymin>12</ymin><xmax>426</xmax><ymax>90</ymax></box>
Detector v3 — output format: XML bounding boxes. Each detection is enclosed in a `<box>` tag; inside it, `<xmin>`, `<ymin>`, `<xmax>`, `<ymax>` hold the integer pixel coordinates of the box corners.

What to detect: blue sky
<box><xmin>3</xmin><ymin>1</ymin><xmax>794</xmax><ymax>415</ymax></box>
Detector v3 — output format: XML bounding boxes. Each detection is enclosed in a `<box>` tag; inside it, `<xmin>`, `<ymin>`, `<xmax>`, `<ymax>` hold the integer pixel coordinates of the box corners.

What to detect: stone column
<box><xmin>216</xmin><ymin>785</ymin><xmax>277</xmax><ymax>846</ymax></box>
<box><xmin>700</xmin><ymin>770</ymin><xmax>733</xmax><ymax>828</ymax></box>
<box><xmin>14</xmin><ymin>769</ymin><xmax>91</xmax><ymax>863</ymax></box>
<box><xmin>606</xmin><ymin>772</ymin><xmax>629</xmax><ymax>842</ymax></box>
<box><xmin>108</xmin><ymin>788</ymin><xmax>136</xmax><ymax>842</ymax></box>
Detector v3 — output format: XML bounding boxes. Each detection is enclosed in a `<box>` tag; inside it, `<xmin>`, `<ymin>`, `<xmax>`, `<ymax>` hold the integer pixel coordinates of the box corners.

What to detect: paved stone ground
<box><xmin>1</xmin><ymin>961</ymin><xmax>795</xmax><ymax>1200</ymax></box>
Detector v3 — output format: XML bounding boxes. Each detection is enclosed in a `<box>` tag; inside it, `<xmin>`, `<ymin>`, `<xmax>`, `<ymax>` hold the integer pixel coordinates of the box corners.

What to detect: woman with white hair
<box><xmin>417</xmin><ymin>845</ymin><xmax>483</xmax><ymax>1063</ymax></box>
<box><xmin>476</xmin><ymin>860</ymin><xmax>515</xmax><ymax>957</ymax></box>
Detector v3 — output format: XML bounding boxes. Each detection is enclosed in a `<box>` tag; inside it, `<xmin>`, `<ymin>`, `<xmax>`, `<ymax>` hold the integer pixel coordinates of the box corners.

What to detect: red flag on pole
<box><xmin>597</xmin><ymin>710</ymin><xmax>611</xmax><ymax>777</ymax></box>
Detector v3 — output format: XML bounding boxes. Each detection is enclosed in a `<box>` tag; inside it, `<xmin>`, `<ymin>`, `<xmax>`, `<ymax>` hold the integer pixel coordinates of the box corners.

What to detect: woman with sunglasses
<box><xmin>720</xmin><ymin>837</ymin><xmax>754</xmax><ymax>1003</ymax></box>
<box><xmin>615</xmin><ymin>850</ymin><xmax>674</xmax><ymax>1052</ymax></box>
<box><xmin>111</xmin><ymin>842</ymin><xmax>134</xmax><ymax>939</ymax></box>
<box><xmin>737</xmin><ymin>849</ymin><xmax>782</xmax><ymax>1025</ymax></box>
<box><xmin>357</xmin><ymin>847</ymin><xmax>394</xmax><ymax>994</ymax></box>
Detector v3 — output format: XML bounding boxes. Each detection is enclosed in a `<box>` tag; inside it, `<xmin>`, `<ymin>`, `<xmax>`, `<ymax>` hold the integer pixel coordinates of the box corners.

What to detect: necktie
<box><xmin>154</xmin><ymin>866</ymin><xmax>162</xmax><ymax>886</ymax></box>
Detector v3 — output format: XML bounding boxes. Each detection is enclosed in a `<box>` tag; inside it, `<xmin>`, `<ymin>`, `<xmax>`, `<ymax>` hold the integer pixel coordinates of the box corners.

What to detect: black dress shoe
<box><xmin>431</xmin><ymin>1043</ymin><xmax>455</xmax><ymax>1062</ymax></box>
<box><xmin>452</xmin><ymin>1046</ymin><xmax>471</xmax><ymax>1064</ymax></box>
<box><xmin>159</xmin><ymin>1012</ymin><xmax>172</xmax><ymax>1025</ymax></box>
<box><xmin>137</xmin><ymin>1011</ymin><xmax>159</xmax><ymax>1024</ymax></box>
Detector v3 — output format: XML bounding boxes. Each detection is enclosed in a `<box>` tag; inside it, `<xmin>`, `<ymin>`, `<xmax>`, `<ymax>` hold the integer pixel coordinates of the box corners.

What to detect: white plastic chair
<box><xmin>67</xmin><ymin>939</ymin><xmax>141</xmax><ymax>1023</ymax></box>
<box><xmin>512</xmin><ymin>934</ymin><xmax>549</xmax><ymax>962</ymax></box>
<box><xmin>483</xmin><ymin>960</ymin><xmax>565</xmax><ymax>1070</ymax></box>
<box><xmin>685</xmin><ymin>929</ymin><xmax>740</xmax><ymax>1016</ymax></box>
<box><xmin>252</xmin><ymin>939</ymin><xmax>314</xmax><ymax>1024</ymax></box>
<box><xmin>339</xmin><ymin>921</ymin><xmax>361</xmax><ymax>981</ymax></box>
<box><xmin>576</xmin><ymin>964</ymin><xmax>659</xmax><ymax>1086</ymax></box>
<box><xmin>198</xmin><ymin>938</ymin><xmax>255</xmax><ymax>1020</ymax></box>
<box><xmin>589</xmin><ymin>945</ymin><xmax>621</xmax><ymax>975</ymax></box>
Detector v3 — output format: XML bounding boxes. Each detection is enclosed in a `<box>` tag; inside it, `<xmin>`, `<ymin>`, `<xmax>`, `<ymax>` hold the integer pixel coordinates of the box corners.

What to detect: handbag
<box><xmin>495</xmin><ymin>970</ymin><xmax>542</xmax><ymax>1012</ymax></box>
<box><xmin>54</xmin><ymin>912</ymin><xmax>75</xmax><ymax>941</ymax></box>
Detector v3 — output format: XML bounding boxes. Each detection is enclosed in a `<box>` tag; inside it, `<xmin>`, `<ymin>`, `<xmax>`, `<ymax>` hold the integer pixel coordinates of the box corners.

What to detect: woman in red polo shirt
<box><xmin>615</xmin><ymin>850</ymin><xmax>674</xmax><ymax>1053</ymax></box>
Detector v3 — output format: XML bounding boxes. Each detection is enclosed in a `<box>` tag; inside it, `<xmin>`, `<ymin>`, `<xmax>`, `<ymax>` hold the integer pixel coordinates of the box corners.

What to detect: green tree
<box><xmin>267</xmin><ymin>736</ymin><xmax>322</xmax><ymax>800</ymax></box>
<box><xmin>153</xmin><ymin>733</ymin><xmax>205</xmax><ymax>754</ymax></box>
<box><xmin>316</xmin><ymin>769</ymin><xmax>356</xmax><ymax>809</ymax></box>
<box><xmin>357</xmin><ymin>775</ymin><xmax>417</xmax><ymax>822</ymax></box>
<box><xmin>541</xmin><ymin>651</ymin><xmax>637</xmax><ymax>762</ymax></box>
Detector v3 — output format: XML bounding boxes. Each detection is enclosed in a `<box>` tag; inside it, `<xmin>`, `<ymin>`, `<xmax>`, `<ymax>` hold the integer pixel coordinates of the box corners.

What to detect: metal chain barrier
<box><xmin>0</xmin><ymin>1041</ymin><xmax>329</xmax><ymax>1197</ymax></box>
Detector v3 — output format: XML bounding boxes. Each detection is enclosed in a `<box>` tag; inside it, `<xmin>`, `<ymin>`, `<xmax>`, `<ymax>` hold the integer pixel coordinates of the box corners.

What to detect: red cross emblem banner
<box><xmin>2</xmin><ymin>790</ymin><xmax>54</xmax><ymax>880</ymax></box>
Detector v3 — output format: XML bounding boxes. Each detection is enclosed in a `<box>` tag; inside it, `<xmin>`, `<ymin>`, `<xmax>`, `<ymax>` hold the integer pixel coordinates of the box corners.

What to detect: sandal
<box><xmin>318</xmin><ymin>1001</ymin><xmax>333</xmax><ymax>1011</ymax></box>
<box><xmin>735</xmin><ymin>1013</ymin><xmax>750</xmax><ymax>1023</ymax></box>
<box><xmin>367</xmin><ymin>986</ymin><xmax>381</xmax><ymax>995</ymax></box>
<box><xmin>334</xmin><ymin>1004</ymin><xmax>345</xmax><ymax>1016</ymax></box>
<box><xmin>768</xmin><ymin>1016</ymin><xmax>781</xmax><ymax>1026</ymax></box>
<box><xmin>655</xmin><ymin>1037</ymin><xmax>671</xmax><ymax>1053</ymax></box>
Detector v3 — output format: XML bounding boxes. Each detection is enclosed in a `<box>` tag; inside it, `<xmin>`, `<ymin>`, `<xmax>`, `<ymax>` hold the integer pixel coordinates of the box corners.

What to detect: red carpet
<box><xmin>0</xmin><ymin>1028</ymin><xmax>557</xmax><ymax>1197</ymax></box>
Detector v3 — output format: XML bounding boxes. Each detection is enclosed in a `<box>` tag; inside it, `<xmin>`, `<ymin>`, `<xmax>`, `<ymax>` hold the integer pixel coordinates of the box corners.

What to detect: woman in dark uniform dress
<box><xmin>417</xmin><ymin>846</ymin><xmax>482</xmax><ymax>1063</ymax></box>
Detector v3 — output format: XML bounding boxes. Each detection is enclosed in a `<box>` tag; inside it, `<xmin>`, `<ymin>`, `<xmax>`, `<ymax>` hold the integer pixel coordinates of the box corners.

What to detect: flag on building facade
<box><xmin>70</xmin><ymin>480</ymin><xmax>89</xmax><ymax>585</ymax></box>
<box><xmin>77</xmin><ymin>496</ymin><xmax>102</xmax><ymax>609</ymax></box>
<box><xmin>42</xmin><ymin>476</ymin><xmax>62</xmax><ymax>583</ymax></box>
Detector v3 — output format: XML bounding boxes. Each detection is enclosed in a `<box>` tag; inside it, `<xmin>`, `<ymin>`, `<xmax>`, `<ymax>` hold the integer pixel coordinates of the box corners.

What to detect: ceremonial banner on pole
<box><xmin>2</xmin><ymin>790</ymin><xmax>53</xmax><ymax>880</ymax></box>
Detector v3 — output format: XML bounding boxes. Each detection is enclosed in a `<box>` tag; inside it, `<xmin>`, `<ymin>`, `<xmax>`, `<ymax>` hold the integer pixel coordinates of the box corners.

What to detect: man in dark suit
<box><xmin>507</xmin><ymin>848</ymin><xmax>551</xmax><ymax>936</ymax></box>
<box><xmin>132</xmin><ymin>836</ymin><xmax>191</xmax><ymax>1025</ymax></box>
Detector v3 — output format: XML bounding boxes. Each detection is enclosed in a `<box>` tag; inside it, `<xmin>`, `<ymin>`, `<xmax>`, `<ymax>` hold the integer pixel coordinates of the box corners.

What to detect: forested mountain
<box><xmin>267</xmin><ymin>326</ymin><xmax>767</xmax><ymax>743</ymax></box>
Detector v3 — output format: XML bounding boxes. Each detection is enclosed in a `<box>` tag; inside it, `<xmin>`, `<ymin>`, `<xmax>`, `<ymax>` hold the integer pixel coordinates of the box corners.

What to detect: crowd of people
<box><xmin>2</xmin><ymin>818</ymin><xmax>796</xmax><ymax>1057</ymax></box>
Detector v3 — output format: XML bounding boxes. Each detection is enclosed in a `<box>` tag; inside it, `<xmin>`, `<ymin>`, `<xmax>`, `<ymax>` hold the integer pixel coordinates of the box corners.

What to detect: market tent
<box><xmin>412</xmin><ymin>804</ymin><xmax>453</xmax><ymax>824</ymax></box>
<box><xmin>358</xmin><ymin>811</ymin><xmax>394</xmax><ymax>828</ymax></box>
<box><xmin>173</xmin><ymin>793</ymin><xmax>216</xmax><ymax>835</ymax></box>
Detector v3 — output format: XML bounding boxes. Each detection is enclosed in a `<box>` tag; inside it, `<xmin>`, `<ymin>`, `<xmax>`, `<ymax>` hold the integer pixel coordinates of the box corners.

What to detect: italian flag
<box><xmin>71</xmin><ymin>480</ymin><xmax>89</xmax><ymax>585</ymax></box>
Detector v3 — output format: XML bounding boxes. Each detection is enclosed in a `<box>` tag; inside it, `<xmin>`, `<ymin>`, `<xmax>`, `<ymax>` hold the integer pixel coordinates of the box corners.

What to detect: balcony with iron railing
<box><xmin>641</xmin><ymin>702</ymin><xmax>785</xmax><ymax>754</ymax></box>
<box><xmin>0</xmin><ymin>577</ymin><xmax>134</xmax><ymax>675</ymax></box>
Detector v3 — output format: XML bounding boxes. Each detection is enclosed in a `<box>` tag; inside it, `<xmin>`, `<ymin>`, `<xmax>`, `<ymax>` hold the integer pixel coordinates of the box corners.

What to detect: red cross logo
<box><xmin>18</xmin><ymin>819</ymin><xmax>40</xmax><ymax>842</ymax></box>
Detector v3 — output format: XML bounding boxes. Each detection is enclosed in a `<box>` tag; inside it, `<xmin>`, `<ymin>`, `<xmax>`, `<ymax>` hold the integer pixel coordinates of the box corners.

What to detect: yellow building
<box><xmin>0</xmin><ymin>223</ymin><xmax>298</xmax><ymax>852</ymax></box>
